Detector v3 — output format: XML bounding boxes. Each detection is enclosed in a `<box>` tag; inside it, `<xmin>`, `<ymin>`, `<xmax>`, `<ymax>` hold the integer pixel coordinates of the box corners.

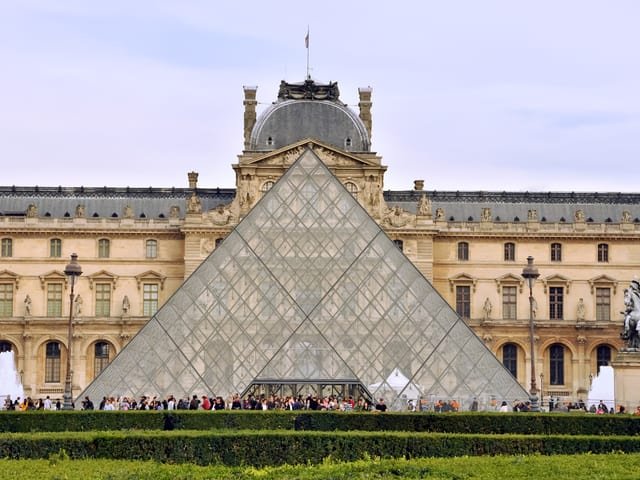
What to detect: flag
<box><xmin>305</xmin><ymin>29</ymin><xmax>309</xmax><ymax>49</ymax></box>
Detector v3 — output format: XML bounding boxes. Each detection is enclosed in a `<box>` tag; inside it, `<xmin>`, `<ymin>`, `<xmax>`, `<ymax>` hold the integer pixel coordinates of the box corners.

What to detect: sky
<box><xmin>1</xmin><ymin>1</ymin><xmax>639</xmax><ymax>192</ymax></box>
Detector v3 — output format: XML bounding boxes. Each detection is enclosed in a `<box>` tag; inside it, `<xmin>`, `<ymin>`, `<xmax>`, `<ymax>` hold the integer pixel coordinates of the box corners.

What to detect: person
<box><xmin>499</xmin><ymin>400</ymin><xmax>509</xmax><ymax>412</ymax></box>
<box><xmin>375</xmin><ymin>398</ymin><xmax>387</xmax><ymax>412</ymax></box>
<box><xmin>470</xmin><ymin>397</ymin><xmax>479</xmax><ymax>411</ymax></box>
<box><xmin>82</xmin><ymin>396</ymin><xmax>94</xmax><ymax>410</ymax></box>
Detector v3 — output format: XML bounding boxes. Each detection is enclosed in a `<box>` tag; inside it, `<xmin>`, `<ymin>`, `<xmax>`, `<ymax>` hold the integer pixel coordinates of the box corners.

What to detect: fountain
<box><xmin>0</xmin><ymin>350</ymin><xmax>24</xmax><ymax>409</ymax></box>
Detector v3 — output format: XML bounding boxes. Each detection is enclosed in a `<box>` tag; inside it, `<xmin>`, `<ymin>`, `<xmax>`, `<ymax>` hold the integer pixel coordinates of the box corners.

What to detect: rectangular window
<box><xmin>549</xmin><ymin>287</ymin><xmax>564</xmax><ymax>320</ymax></box>
<box><xmin>457</xmin><ymin>242</ymin><xmax>469</xmax><ymax>261</ymax></box>
<box><xmin>597</xmin><ymin>244</ymin><xmax>609</xmax><ymax>263</ymax></box>
<box><xmin>45</xmin><ymin>342</ymin><xmax>61</xmax><ymax>383</ymax></box>
<box><xmin>50</xmin><ymin>238</ymin><xmax>62</xmax><ymax>258</ymax></box>
<box><xmin>95</xmin><ymin>283</ymin><xmax>111</xmax><ymax>317</ymax></box>
<box><xmin>504</xmin><ymin>243</ymin><xmax>515</xmax><ymax>262</ymax></box>
<box><xmin>47</xmin><ymin>283</ymin><xmax>63</xmax><ymax>316</ymax></box>
<box><xmin>146</xmin><ymin>239</ymin><xmax>158</xmax><ymax>259</ymax></box>
<box><xmin>596</xmin><ymin>287</ymin><xmax>611</xmax><ymax>321</ymax></box>
<box><xmin>1</xmin><ymin>238</ymin><xmax>12</xmax><ymax>257</ymax></box>
<box><xmin>0</xmin><ymin>284</ymin><xmax>13</xmax><ymax>317</ymax></box>
<box><xmin>143</xmin><ymin>283</ymin><xmax>159</xmax><ymax>316</ymax></box>
<box><xmin>98</xmin><ymin>239</ymin><xmax>110</xmax><ymax>258</ymax></box>
<box><xmin>455</xmin><ymin>286</ymin><xmax>471</xmax><ymax>319</ymax></box>
<box><xmin>550</xmin><ymin>243</ymin><xmax>562</xmax><ymax>262</ymax></box>
<box><xmin>502</xmin><ymin>286</ymin><xmax>517</xmax><ymax>320</ymax></box>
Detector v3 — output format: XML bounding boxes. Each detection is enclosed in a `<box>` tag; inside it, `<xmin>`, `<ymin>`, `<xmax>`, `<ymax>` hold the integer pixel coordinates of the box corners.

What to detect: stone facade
<box><xmin>1</xmin><ymin>80</ymin><xmax>639</xmax><ymax>407</ymax></box>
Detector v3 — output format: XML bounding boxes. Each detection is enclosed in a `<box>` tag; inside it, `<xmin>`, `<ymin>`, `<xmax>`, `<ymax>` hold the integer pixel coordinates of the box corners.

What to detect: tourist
<box><xmin>375</xmin><ymin>398</ymin><xmax>387</xmax><ymax>412</ymax></box>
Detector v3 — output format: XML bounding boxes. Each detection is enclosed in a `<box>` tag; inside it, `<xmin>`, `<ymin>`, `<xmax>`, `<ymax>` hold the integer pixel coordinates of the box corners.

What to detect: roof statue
<box><xmin>79</xmin><ymin>146</ymin><xmax>528</xmax><ymax>410</ymax></box>
<box><xmin>277</xmin><ymin>79</ymin><xmax>341</xmax><ymax>102</ymax></box>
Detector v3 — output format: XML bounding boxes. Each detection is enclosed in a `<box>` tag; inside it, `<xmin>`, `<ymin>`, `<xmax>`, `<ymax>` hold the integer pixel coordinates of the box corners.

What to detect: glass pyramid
<box><xmin>79</xmin><ymin>147</ymin><xmax>528</xmax><ymax>410</ymax></box>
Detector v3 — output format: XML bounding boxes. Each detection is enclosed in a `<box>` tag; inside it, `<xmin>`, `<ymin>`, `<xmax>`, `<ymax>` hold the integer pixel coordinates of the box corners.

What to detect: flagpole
<box><xmin>305</xmin><ymin>27</ymin><xmax>310</xmax><ymax>79</ymax></box>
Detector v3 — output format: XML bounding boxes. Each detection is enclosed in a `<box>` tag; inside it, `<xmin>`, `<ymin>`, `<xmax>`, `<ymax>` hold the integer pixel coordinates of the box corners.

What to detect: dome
<box><xmin>249</xmin><ymin>80</ymin><xmax>370</xmax><ymax>152</ymax></box>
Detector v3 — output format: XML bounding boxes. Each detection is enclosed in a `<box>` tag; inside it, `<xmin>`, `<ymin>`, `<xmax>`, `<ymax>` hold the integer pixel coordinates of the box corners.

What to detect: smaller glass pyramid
<box><xmin>79</xmin><ymin>146</ymin><xmax>528</xmax><ymax>410</ymax></box>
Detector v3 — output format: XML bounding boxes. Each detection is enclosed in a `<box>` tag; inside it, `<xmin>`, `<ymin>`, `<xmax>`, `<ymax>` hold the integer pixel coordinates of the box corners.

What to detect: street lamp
<box><xmin>522</xmin><ymin>256</ymin><xmax>540</xmax><ymax>412</ymax></box>
<box><xmin>63</xmin><ymin>253</ymin><xmax>82</xmax><ymax>410</ymax></box>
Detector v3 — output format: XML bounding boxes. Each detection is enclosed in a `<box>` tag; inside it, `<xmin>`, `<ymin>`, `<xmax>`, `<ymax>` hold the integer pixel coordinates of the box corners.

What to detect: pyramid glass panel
<box><xmin>79</xmin><ymin>146</ymin><xmax>528</xmax><ymax>409</ymax></box>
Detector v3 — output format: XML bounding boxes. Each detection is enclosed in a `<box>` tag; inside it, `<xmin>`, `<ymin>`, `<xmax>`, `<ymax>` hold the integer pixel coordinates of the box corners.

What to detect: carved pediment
<box><xmin>0</xmin><ymin>270</ymin><xmax>20</xmax><ymax>289</ymax></box>
<box><xmin>135</xmin><ymin>270</ymin><xmax>167</xmax><ymax>290</ymax></box>
<box><xmin>495</xmin><ymin>273</ymin><xmax>524</xmax><ymax>293</ymax></box>
<box><xmin>543</xmin><ymin>274</ymin><xmax>572</xmax><ymax>293</ymax></box>
<box><xmin>87</xmin><ymin>270</ymin><xmax>119</xmax><ymax>290</ymax></box>
<box><xmin>449</xmin><ymin>273</ymin><xmax>477</xmax><ymax>292</ymax></box>
<box><xmin>39</xmin><ymin>270</ymin><xmax>69</xmax><ymax>289</ymax></box>
<box><xmin>588</xmin><ymin>274</ymin><xmax>618</xmax><ymax>294</ymax></box>
<box><xmin>243</xmin><ymin>139</ymin><xmax>378</xmax><ymax>169</ymax></box>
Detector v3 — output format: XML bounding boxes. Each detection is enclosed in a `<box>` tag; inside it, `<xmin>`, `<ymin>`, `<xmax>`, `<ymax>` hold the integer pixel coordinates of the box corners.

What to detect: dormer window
<box><xmin>345</xmin><ymin>137</ymin><xmax>352</xmax><ymax>148</ymax></box>
<box><xmin>266</xmin><ymin>136</ymin><xmax>274</xmax><ymax>147</ymax></box>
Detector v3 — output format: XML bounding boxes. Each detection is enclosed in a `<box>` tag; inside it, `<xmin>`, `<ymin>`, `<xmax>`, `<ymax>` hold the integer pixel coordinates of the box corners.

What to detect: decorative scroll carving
<box><xmin>277</xmin><ymin>79</ymin><xmax>340</xmax><ymax>101</ymax></box>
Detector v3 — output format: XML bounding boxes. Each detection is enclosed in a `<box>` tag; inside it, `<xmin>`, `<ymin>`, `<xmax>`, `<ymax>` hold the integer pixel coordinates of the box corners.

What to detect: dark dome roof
<box><xmin>249</xmin><ymin>99</ymin><xmax>370</xmax><ymax>152</ymax></box>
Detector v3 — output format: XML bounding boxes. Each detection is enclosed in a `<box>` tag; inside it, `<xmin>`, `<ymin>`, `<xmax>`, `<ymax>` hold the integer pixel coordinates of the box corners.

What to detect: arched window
<box><xmin>260</xmin><ymin>181</ymin><xmax>274</xmax><ymax>193</ymax></box>
<box><xmin>596</xmin><ymin>345</ymin><xmax>611</xmax><ymax>374</ymax></box>
<box><xmin>550</xmin><ymin>243</ymin><xmax>562</xmax><ymax>262</ymax></box>
<box><xmin>45</xmin><ymin>342</ymin><xmax>61</xmax><ymax>383</ymax></box>
<box><xmin>50</xmin><ymin>238</ymin><xmax>62</xmax><ymax>258</ymax></box>
<box><xmin>94</xmin><ymin>342</ymin><xmax>111</xmax><ymax>378</ymax></box>
<box><xmin>98</xmin><ymin>238</ymin><xmax>110</xmax><ymax>258</ymax></box>
<box><xmin>0</xmin><ymin>341</ymin><xmax>12</xmax><ymax>352</ymax></box>
<box><xmin>215</xmin><ymin>238</ymin><xmax>224</xmax><ymax>248</ymax></box>
<box><xmin>549</xmin><ymin>344</ymin><xmax>565</xmax><ymax>385</ymax></box>
<box><xmin>457</xmin><ymin>242</ymin><xmax>469</xmax><ymax>261</ymax></box>
<box><xmin>504</xmin><ymin>242</ymin><xmax>515</xmax><ymax>261</ymax></box>
<box><xmin>392</xmin><ymin>239</ymin><xmax>404</xmax><ymax>252</ymax></box>
<box><xmin>1</xmin><ymin>238</ymin><xmax>12</xmax><ymax>257</ymax></box>
<box><xmin>597</xmin><ymin>243</ymin><xmax>609</xmax><ymax>263</ymax></box>
<box><xmin>344</xmin><ymin>182</ymin><xmax>358</xmax><ymax>199</ymax></box>
<box><xmin>145</xmin><ymin>239</ymin><xmax>158</xmax><ymax>259</ymax></box>
<box><xmin>502</xmin><ymin>343</ymin><xmax>518</xmax><ymax>378</ymax></box>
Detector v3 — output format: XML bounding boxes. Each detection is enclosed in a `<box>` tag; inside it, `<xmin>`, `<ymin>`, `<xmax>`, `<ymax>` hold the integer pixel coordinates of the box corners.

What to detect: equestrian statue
<box><xmin>621</xmin><ymin>280</ymin><xmax>640</xmax><ymax>350</ymax></box>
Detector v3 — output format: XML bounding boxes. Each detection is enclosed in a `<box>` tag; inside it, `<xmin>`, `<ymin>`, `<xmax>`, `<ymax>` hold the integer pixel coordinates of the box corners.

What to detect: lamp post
<box><xmin>522</xmin><ymin>256</ymin><xmax>540</xmax><ymax>412</ymax></box>
<box><xmin>63</xmin><ymin>253</ymin><xmax>82</xmax><ymax>410</ymax></box>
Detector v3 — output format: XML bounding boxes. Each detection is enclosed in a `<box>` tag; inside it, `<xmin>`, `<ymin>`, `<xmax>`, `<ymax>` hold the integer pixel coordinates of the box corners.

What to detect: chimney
<box><xmin>358</xmin><ymin>87</ymin><xmax>373</xmax><ymax>140</ymax></box>
<box><xmin>188</xmin><ymin>171</ymin><xmax>199</xmax><ymax>189</ymax></box>
<box><xmin>243</xmin><ymin>86</ymin><xmax>258</xmax><ymax>150</ymax></box>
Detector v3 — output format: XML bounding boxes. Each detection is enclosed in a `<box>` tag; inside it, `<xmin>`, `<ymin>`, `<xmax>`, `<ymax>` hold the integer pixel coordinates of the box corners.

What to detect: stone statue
<box><xmin>26</xmin><ymin>204</ymin><xmax>38</xmax><ymax>218</ymax></box>
<box><xmin>435</xmin><ymin>208</ymin><xmax>445</xmax><ymax>221</ymax></box>
<box><xmin>209</xmin><ymin>204</ymin><xmax>233</xmax><ymax>226</ymax></box>
<box><xmin>482</xmin><ymin>298</ymin><xmax>492</xmax><ymax>322</ymax></box>
<box><xmin>527</xmin><ymin>209</ymin><xmax>538</xmax><ymax>221</ymax></box>
<box><xmin>531</xmin><ymin>297</ymin><xmax>538</xmax><ymax>318</ymax></box>
<box><xmin>622</xmin><ymin>210</ymin><xmax>632</xmax><ymax>223</ymax></box>
<box><xmin>481</xmin><ymin>208</ymin><xmax>492</xmax><ymax>222</ymax></box>
<box><xmin>24</xmin><ymin>295</ymin><xmax>32</xmax><ymax>316</ymax></box>
<box><xmin>187</xmin><ymin>192</ymin><xmax>202</xmax><ymax>214</ymax></box>
<box><xmin>383</xmin><ymin>206</ymin><xmax>411</xmax><ymax>228</ymax></box>
<box><xmin>576</xmin><ymin>298</ymin><xmax>585</xmax><ymax>322</ymax></box>
<box><xmin>122</xmin><ymin>295</ymin><xmax>130</xmax><ymax>315</ymax></box>
<box><xmin>75</xmin><ymin>204</ymin><xmax>85</xmax><ymax>218</ymax></box>
<box><xmin>123</xmin><ymin>205</ymin><xmax>134</xmax><ymax>219</ymax></box>
<box><xmin>74</xmin><ymin>295</ymin><xmax>83</xmax><ymax>316</ymax></box>
<box><xmin>417</xmin><ymin>194</ymin><xmax>431</xmax><ymax>217</ymax></box>
<box><xmin>621</xmin><ymin>280</ymin><xmax>640</xmax><ymax>349</ymax></box>
<box><xmin>574</xmin><ymin>209</ymin><xmax>585</xmax><ymax>222</ymax></box>
<box><xmin>169</xmin><ymin>205</ymin><xmax>180</xmax><ymax>219</ymax></box>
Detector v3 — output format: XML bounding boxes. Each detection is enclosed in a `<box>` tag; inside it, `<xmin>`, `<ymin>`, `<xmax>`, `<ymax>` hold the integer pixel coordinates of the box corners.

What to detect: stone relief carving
<box><xmin>481</xmin><ymin>208</ymin><xmax>492</xmax><ymax>222</ymax></box>
<box><xmin>209</xmin><ymin>204</ymin><xmax>233</xmax><ymax>226</ymax></box>
<box><xmin>417</xmin><ymin>194</ymin><xmax>432</xmax><ymax>217</ymax></box>
<box><xmin>169</xmin><ymin>205</ymin><xmax>180</xmax><ymax>219</ymax></box>
<box><xmin>75</xmin><ymin>204</ymin><xmax>85</xmax><ymax>218</ymax></box>
<box><xmin>622</xmin><ymin>210</ymin><xmax>632</xmax><ymax>223</ymax></box>
<box><xmin>383</xmin><ymin>206</ymin><xmax>413</xmax><ymax>228</ymax></box>
<box><xmin>574</xmin><ymin>209</ymin><xmax>585</xmax><ymax>222</ymax></box>
<box><xmin>123</xmin><ymin>205</ymin><xmax>134</xmax><ymax>219</ymax></box>
<box><xmin>435</xmin><ymin>208</ymin><xmax>445</xmax><ymax>221</ymax></box>
<box><xmin>201</xmin><ymin>238</ymin><xmax>215</xmax><ymax>255</ymax></box>
<box><xmin>26</xmin><ymin>204</ymin><xmax>38</xmax><ymax>218</ymax></box>
<box><xmin>576</xmin><ymin>297</ymin><xmax>585</xmax><ymax>322</ymax></box>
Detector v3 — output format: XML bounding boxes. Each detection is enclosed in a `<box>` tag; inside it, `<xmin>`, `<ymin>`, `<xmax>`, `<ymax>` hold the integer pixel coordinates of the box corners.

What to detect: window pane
<box><xmin>47</xmin><ymin>283</ymin><xmax>63</xmax><ymax>316</ymax></box>
<box><xmin>45</xmin><ymin>342</ymin><xmax>61</xmax><ymax>383</ymax></box>
<box><xmin>143</xmin><ymin>283</ymin><xmax>159</xmax><ymax>316</ymax></box>
<box><xmin>503</xmin><ymin>343</ymin><xmax>517</xmax><ymax>378</ymax></box>
<box><xmin>0</xmin><ymin>283</ymin><xmax>13</xmax><ymax>317</ymax></box>
<box><xmin>95</xmin><ymin>283</ymin><xmax>111</xmax><ymax>317</ymax></box>
<box><xmin>457</xmin><ymin>242</ymin><xmax>469</xmax><ymax>261</ymax></box>
<box><xmin>549</xmin><ymin>344</ymin><xmax>564</xmax><ymax>385</ymax></box>
<box><xmin>596</xmin><ymin>345</ymin><xmax>611</xmax><ymax>374</ymax></box>
<box><xmin>502</xmin><ymin>286</ymin><xmax>517</xmax><ymax>320</ymax></box>
<box><xmin>94</xmin><ymin>341</ymin><xmax>110</xmax><ymax>377</ymax></box>
<box><xmin>596</xmin><ymin>288</ymin><xmax>610</xmax><ymax>321</ymax></box>
<box><xmin>1</xmin><ymin>238</ymin><xmax>12</xmax><ymax>257</ymax></box>
<box><xmin>98</xmin><ymin>239</ymin><xmax>110</xmax><ymax>258</ymax></box>
<box><xmin>549</xmin><ymin>287</ymin><xmax>563</xmax><ymax>320</ymax></box>
<box><xmin>504</xmin><ymin>243</ymin><xmax>515</xmax><ymax>261</ymax></box>
<box><xmin>50</xmin><ymin>238</ymin><xmax>62</xmax><ymax>257</ymax></box>
<box><xmin>456</xmin><ymin>286</ymin><xmax>470</xmax><ymax>319</ymax></box>
<box><xmin>597</xmin><ymin>244</ymin><xmax>609</xmax><ymax>263</ymax></box>
<box><xmin>146</xmin><ymin>239</ymin><xmax>157</xmax><ymax>259</ymax></box>
<box><xmin>551</xmin><ymin>243</ymin><xmax>562</xmax><ymax>262</ymax></box>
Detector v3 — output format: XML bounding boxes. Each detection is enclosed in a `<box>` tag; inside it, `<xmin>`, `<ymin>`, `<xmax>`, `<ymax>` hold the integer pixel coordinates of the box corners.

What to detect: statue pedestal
<box><xmin>611</xmin><ymin>350</ymin><xmax>640</xmax><ymax>411</ymax></box>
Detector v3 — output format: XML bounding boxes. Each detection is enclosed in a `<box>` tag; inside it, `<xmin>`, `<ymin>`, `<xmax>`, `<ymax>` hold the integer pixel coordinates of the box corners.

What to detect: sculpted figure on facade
<box><xmin>26</xmin><ymin>204</ymin><xmax>38</xmax><ymax>218</ymax></box>
<box><xmin>383</xmin><ymin>206</ymin><xmax>412</xmax><ymax>228</ymax></box>
<box><xmin>482</xmin><ymin>297</ymin><xmax>492</xmax><ymax>323</ymax></box>
<box><xmin>123</xmin><ymin>205</ymin><xmax>134</xmax><ymax>219</ymax></box>
<box><xmin>621</xmin><ymin>280</ymin><xmax>640</xmax><ymax>349</ymax></box>
<box><xmin>75</xmin><ymin>204</ymin><xmax>85</xmax><ymax>218</ymax></box>
<box><xmin>417</xmin><ymin>194</ymin><xmax>432</xmax><ymax>217</ymax></box>
<box><xmin>576</xmin><ymin>298</ymin><xmax>585</xmax><ymax>322</ymax></box>
<box><xmin>209</xmin><ymin>204</ymin><xmax>233</xmax><ymax>226</ymax></box>
<box><xmin>435</xmin><ymin>208</ymin><xmax>445</xmax><ymax>221</ymax></box>
<box><xmin>122</xmin><ymin>296</ymin><xmax>130</xmax><ymax>316</ymax></box>
<box><xmin>481</xmin><ymin>208</ymin><xmax>492</xmax><ymax>222</ymax></box>
<box><xmin>169</xmin><ymin>205</ymin><xmax>180</xmax><ymax>219</ymax></box>
<box><xmin>527</xmin><ymin>209</ymin><xmax>538</xmax><ymax>221</ymax></box>
<box><xmin>574</xmin><ymin>209</ymin><xmax>585</xmax><ymax>222</ymax></box>
<box><xmin>622</xmin><ymin>210</ymin><xmax>632</xmax><ymax>223</ymax></box>
<box><xmin>24</xmin><ymin>295</ymin><xmax>32</xmax><ymax>316</ymax></box>
<box><xmin>187</xmin><ymin>192</ymin><xmax>202</xmax><ymax>214</ymax></box>
<box><xmin>74</xmin><ymin>294</ymin><xmax>83</xmax><ymax>316</ymax></box>
<box><xmin>201</xmin><ymin>238</ymin><xmax>214</xmax><ymax>255</ymax></box>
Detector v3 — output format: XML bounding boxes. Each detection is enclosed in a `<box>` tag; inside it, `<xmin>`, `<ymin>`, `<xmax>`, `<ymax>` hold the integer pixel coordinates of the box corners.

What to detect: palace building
<box><xmin>1</xmin><ymin>78</ymin><xmax>639</xmax><ymax>407</ymax></box>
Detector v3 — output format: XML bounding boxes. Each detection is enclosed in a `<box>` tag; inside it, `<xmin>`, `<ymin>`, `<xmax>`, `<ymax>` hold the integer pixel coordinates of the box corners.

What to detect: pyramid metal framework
<box><xmin>79</xmin><ymin>147</ymin><xmax>528</xmax><ymax>410</ymax></box>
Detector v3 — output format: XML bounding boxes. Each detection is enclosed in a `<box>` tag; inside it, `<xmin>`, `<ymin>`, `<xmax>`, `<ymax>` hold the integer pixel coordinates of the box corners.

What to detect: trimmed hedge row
<box><xmin>2</xmin><ymin>430</ymin><xmax>640</xmax><ymax>466</ymax></box>
<box><xmin>2</xmin><ymin>410</ymin><xmax>640</xmax><ymax>436</ymax></box>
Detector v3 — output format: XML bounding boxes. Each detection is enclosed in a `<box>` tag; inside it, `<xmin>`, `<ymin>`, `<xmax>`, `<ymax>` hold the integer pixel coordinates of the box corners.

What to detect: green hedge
<box><xmin>2</xmin><ymin>411</ymin><xmax>640</xmax><ymax>436</ymax></box>
<box><xmin>2</xmin><ymin>430</ymin><xmax>640</xmax><ymax>466</ymax></box>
